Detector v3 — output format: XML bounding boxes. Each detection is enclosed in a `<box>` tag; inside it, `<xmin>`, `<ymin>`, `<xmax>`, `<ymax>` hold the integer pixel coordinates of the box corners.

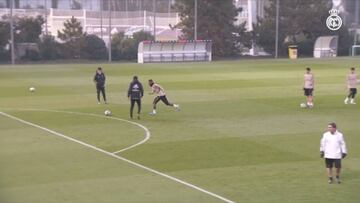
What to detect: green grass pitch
<box><xmin>0</xmin><ymin>58</ymin><xmax>360</xmax><ymax>203</ymax></box>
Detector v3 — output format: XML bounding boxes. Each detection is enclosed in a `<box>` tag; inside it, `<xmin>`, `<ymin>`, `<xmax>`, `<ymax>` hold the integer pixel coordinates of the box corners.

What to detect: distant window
<box><xmin>19</xmin><ymin>0</ymin><xmax>32</xmax><ymax>9</ymax></box>
<box><xmin>57</xmin><ymin>0</ymin><xmax>71</xmax><ymax>9</ymax></box>
<box><xmin>71</xmin><ymin>0</ymin><xmax>82</xmax><ymax>10</ymax></box>
<box><xmin>83</xmin><ymin>0</ymin><xmax>96</xmax><ymax>10</ymax></box>
<box><xmin>0</xmin><ymin>0</ymin><xmax>7</xmax><ymax>8</ymax></box>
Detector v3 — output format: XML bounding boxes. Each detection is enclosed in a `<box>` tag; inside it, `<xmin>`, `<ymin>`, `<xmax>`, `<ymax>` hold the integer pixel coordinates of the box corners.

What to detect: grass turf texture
<box><xmin>0</xmin><ymin>58</ymin><xmax>360</xmax><ymax>203</ymax></box>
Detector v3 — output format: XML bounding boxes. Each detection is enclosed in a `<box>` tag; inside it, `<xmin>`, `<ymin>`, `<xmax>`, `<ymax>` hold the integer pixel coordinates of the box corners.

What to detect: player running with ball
<box><xmin>148</xmin><ymin>79</ymin><xmax>180</xmax><ymax>115</ymax></box>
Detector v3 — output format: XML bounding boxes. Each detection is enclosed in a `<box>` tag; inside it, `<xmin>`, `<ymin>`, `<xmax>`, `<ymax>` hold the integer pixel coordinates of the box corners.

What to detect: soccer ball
<box><xmin>300</xmin><ymin>103</ymin><xmax>307</xmax><ymax>108</ymax></box>
<box><xmin>104</xmin><ymin>110</ymin><xmax>112</xmax><ymax>116</ymax></box>
<box><xmin>29</xmin><ymin>87</ymin><xmax>36</xmax><ymax>92</ymax></box>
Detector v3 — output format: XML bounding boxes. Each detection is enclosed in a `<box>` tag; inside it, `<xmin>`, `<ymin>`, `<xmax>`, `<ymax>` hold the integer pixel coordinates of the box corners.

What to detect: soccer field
<box><xmin>1</xmin><ymin>58</ymin><xmax>360</xmax><ymax>203</ymax></box>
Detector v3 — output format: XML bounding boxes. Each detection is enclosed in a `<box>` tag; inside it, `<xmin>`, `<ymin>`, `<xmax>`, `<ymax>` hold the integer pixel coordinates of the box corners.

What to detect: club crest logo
<box><xmin>326</xmin><ymin>9</ymin><xmax>342</xmax><ymax>31</ymax></box>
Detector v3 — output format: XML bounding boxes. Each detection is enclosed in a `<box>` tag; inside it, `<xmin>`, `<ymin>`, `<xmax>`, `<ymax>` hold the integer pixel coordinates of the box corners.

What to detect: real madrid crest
<box><xmin>326</xmin><ymin>9</ymin><xmax>342</xmax><ymax>31</ymax></box>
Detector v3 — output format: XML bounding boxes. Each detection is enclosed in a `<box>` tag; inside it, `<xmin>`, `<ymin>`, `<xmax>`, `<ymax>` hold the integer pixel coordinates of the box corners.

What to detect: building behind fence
<box><xmin>0</xmin><ymin>0</ymin><xmax>180</xmax><ymax>45</ymax></box>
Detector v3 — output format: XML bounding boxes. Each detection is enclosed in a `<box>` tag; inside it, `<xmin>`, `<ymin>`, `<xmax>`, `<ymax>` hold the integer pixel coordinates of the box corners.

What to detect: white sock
<box><xmin>344</xmin><ymin>97</ymin><xmax>349</xmax><ymax>104</ymax></box>
<box><xmin>152</xmin><ymin>109</ymin><xmax>156</xmax><ymax>114</ymax></box>
<box><xmin>350</xmin><ymin>99</ymin><xmax>355</xmax><ymax>103</ymax></box>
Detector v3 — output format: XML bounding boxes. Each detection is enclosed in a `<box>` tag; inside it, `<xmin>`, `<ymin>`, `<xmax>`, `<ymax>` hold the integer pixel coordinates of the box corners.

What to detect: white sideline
<box><xmin>0</xmin><ymin>111</ymin><xmax>235</xmax><ymax>203</ymax></box>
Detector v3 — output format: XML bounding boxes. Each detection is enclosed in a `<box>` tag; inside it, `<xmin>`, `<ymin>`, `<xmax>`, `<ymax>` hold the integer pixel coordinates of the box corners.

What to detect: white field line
<box><xmin>0</xmin><ymin>111</ymin><xmax>235</xmax><ymax>203</ymax></box>
<box><xmin>2</xmin><ymin>108</ymin><xmax>149</xmax><ymax>154</ymax></box>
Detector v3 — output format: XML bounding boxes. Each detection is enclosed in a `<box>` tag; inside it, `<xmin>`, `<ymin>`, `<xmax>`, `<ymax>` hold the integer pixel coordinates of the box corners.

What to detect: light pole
<box><xmin>100</xmin><ymin>0</ymin><xmax>103</xmax><ymax>40</ymax></box>
<box><xmin>44</xmin><ymin>0</ymin><xmax>48</xmax><ymax>35</ymax></box>
<box><xmin>354</xmin><ymin>0</ymin><xmax>359</xmax><ymax>46</ymax></box>
<box><xmin>125</xmin><ymin>0</ymin><xmax>128</xmax><ymax>25</ymax></box>
<box><xmin>153</xmin><ymin>0</ymin><xmax>156</xmax><ymax>41</ymax></box>
<box><xmin>275</xmin><ymin>0</ymin><xmax>279</xmax><ymax>58</ymax></box>
<box><xmin>10</xmin><ymin>0</ymin><xmax>15</xmax><ymax>65</ymax></box>
<box><xmin>108</xmin><ymin>0</ymin><xmax>112</xmax><ymax>62</ymax></box>
<box><xmin>194</xmin><ymin>0</ymin><xmax>197</xmax><ymax>40</ymax></box>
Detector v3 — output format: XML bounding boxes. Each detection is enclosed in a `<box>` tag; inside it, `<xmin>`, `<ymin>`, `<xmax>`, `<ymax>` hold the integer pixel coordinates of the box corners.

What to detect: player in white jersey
<box><xmin>148</xmin><ymin>79</ymin><xmax>180</xmax><ymax>115</ymax></box>
<box><xmin>344</xmin><ymin>67</ymin><xmax>358</xmax><ymax>104</ymax></box>
<box><xmin>303</xmin><ymin>67</ymin><xmax>314</xmax><ymax>107</ymax></box>
<box><xmin>320</xmin><ymin>122</ymin><xmax>347</xmax><ymax>184</ymax></box>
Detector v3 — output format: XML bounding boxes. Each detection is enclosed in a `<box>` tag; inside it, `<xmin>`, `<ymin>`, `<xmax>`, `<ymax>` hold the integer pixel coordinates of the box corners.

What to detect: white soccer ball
<box><xmin>29</xmin><ymin>87</ymin><xmax>36</xmax><ymax>92</ymax></box>
<box><xmin>300</xmin><ymin>103</ymin><xmax>307</xmax><ymax>108</ymax></box>
<box><xmin>104</xmin><ymin>110</ymin><xmax>112</xmax><ymax>116</ymax></box>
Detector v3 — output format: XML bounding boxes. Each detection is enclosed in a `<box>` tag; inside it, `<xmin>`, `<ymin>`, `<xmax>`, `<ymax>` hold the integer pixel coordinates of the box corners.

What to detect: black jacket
<box><xmin>94</xmin><ymin>73</ymin><xmax>106</xmax><ymax>87</ymax></box>
<box><xmin>128</xmin><ymin>80</ymin><xmax>144</xmax><ymax>100</ymax></box>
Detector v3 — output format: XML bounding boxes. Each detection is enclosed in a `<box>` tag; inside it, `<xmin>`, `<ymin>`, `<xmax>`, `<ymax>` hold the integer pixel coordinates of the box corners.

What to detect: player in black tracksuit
<box><xmin>128</xmin><ymin>76</ymin><xmax>144</xmax><ymax>119</ymax></box>
<box><xmin>93</xmin><ymin>67</ymin><xmax>107</xmax><ymax>104</ymax></box>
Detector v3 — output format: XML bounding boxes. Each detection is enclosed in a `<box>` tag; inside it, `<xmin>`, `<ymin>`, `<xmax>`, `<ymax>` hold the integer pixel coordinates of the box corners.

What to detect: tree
<box><xmin>57</xmin><ymin>16</ymin><xmax>84</xmax><ymax>59</ymax></box>
<box><xmin>111</xmin><ymin>32</ymin><xmax>126</xmax><ymax>60</ymax></box>
<box><xmin>133</xmin><ymin>30</ymin><xmax>154</xmax><ymax>44</ymax></box>
<box><xmin>173</xmin><ymin>0</ymin><xmax>240</xmax><ymax>57</ymax></box>
<box><xmin>119</xmin><ymin>38</ymin><xmax>137</xmax><ymax>60</ymax></box>
<box><xmin>81</xmin><ymin>34</ymin><xmax>107</xmax><ymax>60</ymax></box>
<box><xmin>233</xmin><ymin>22</ymin><xmax>253</xmax><ymax>52</ymax></box>
<box><xmin>58</xmin><ymin>16</ymin><xmax>83</xmax><ymax>42</ymax></box>
<box><xmin>0</xmin><ymin>21</ymin><xmax>10</xmax><ymax>49</ymax></box>
<box><xmin>124</xmin><ymin>31</ymin><xmax>154</xmax><ymax>60</ymax></box>
<box><xmin>0</xmin><ymin>21</ymin><xmax>10</xmax><ymax>60</ymax></box>
<box><xmin>15</xmin><ymin>16</ymin><xmax>44</xmax><ymax>43</ymax></box>
<box><xmin>1</xmin><ymin>15</ymin><xmax>44</xmax><ymax>61</ymax></box>
<box><xmin>111</xmin><ymin>31</ymin><xmax>154</xmax><ymax>60</ymax></box>
<box><xmin>253</xmin><ymin>0</ymin><xmax>352</xmax><ymax>56</ymax></box>
<box><xmin>38</xmin><ymin>35</ymin><xmax>61</xmax><ymax>60</ymax></box>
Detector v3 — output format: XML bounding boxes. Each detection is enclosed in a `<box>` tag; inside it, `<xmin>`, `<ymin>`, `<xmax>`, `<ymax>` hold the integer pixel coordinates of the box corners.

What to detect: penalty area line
<box><xmin>0</xmin><ymin>111</ymin><xmax>235</xmax><ymax>203</ymax></box>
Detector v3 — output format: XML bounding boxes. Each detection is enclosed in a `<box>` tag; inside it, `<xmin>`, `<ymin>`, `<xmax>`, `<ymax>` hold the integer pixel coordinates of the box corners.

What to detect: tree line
<box><xmin>174</xmin><ymin>0</ymin><xmax>354</xmax><ymax>58</ymax></box>
<box><xmin>0</xmin><ymin>0</ymin><xmax>356</xmax><ymax>62</ymax></box>
<box><xmin>0</xmin><ymin>15</ymin><xmax>153</xmax><ymax>62</ymax></box>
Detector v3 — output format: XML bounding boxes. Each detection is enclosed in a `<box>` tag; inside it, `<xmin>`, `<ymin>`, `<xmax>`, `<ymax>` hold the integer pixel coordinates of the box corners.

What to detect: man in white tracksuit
<box><xmin>320</xmin><ymin>122</ymin><xmax>347</xmax><ymax>184</ymax></box>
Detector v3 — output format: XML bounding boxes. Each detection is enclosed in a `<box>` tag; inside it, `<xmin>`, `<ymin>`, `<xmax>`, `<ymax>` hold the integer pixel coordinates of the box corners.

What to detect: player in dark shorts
<box><xmin>344</xmin><ymin>67</ymin><xmax>358</xmax><ymax>104</ymax></box>
<box><xmin>320</xmin><ymin>123</ymin><xmax>347</xmax><ymax>184</ymax></box>
<box><xmin>127</xmin><ymin>76</ymin><xmax>144</xmax><ymax>119</ymax></box>
<box><xmin>93</xmin><ymin>67</ymin><xmax>107</xmax><ymax>104</ymax></box>
<box><xmin>303</xmin><ymin>67</ymin><xmax>314</xmax><ymax>107</ymax></box>
<box><xmin>304</xmin><ymin>88</ymin><xmax>313</xmax><ymax>96</ymax></box>
<box><xmin>148</xmin><ymin>79</ymin><xmax>180</xmax><ymax>115</ymax></box>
